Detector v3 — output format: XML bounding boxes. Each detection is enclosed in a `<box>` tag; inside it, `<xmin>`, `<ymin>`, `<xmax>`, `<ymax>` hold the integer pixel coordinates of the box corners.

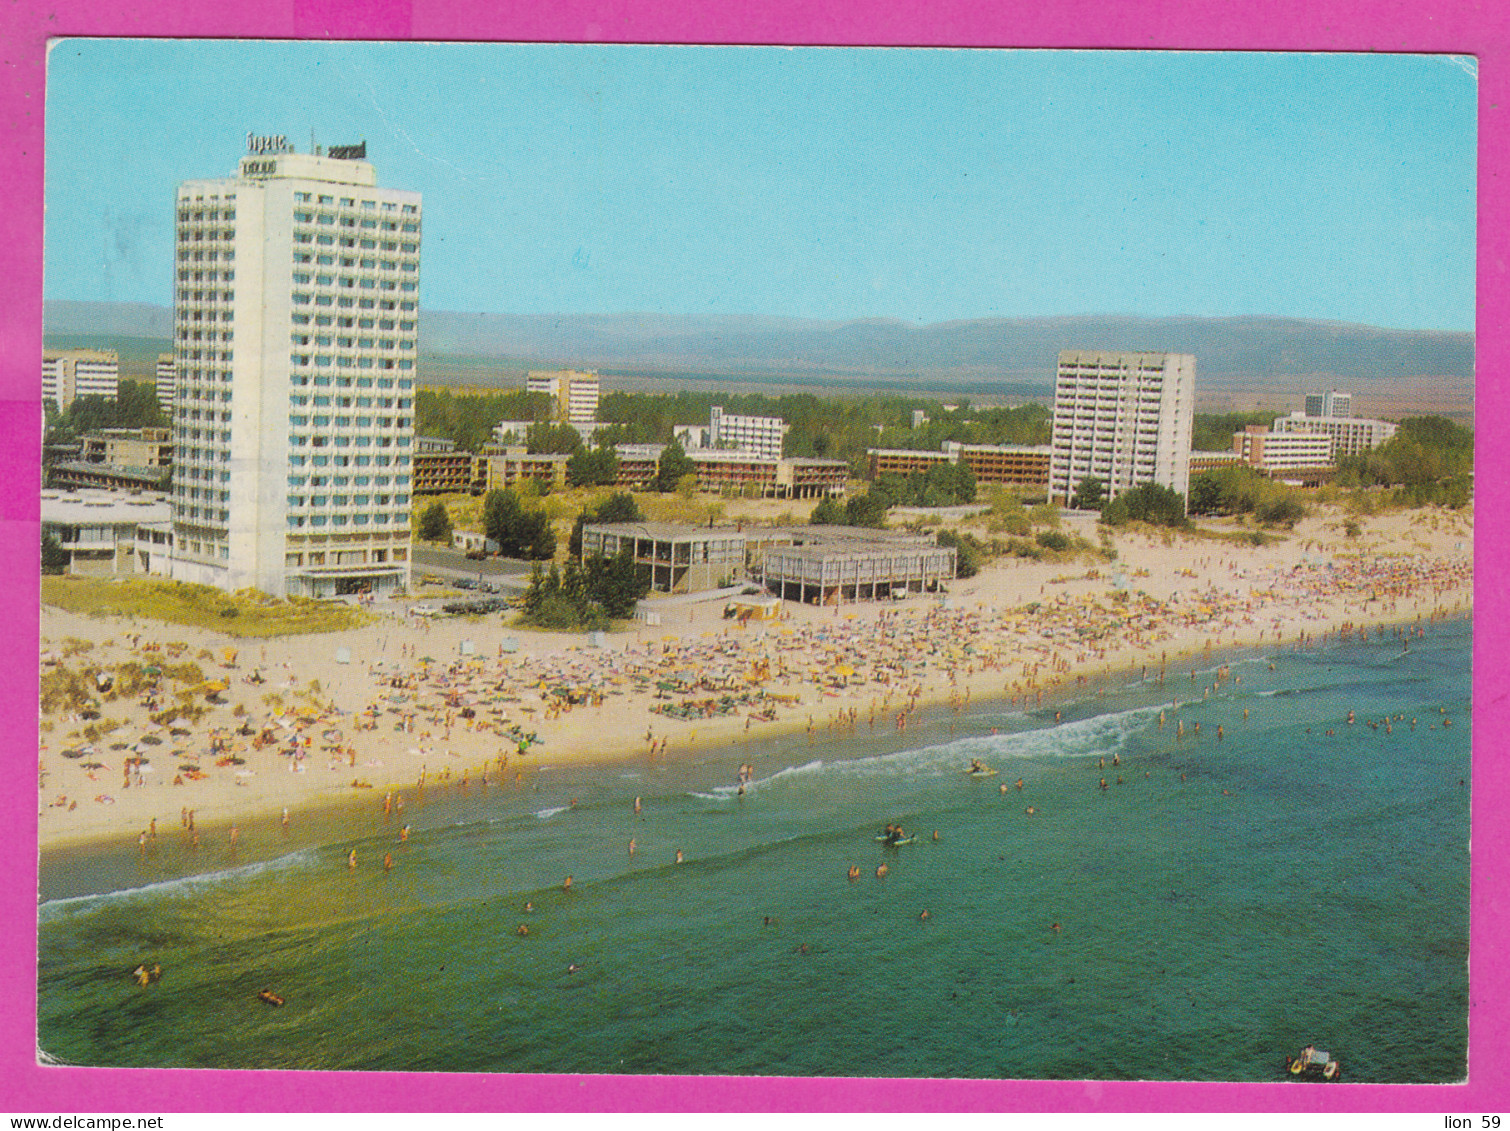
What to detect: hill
<box><xmin>44</xmin><ymin>301</ymin><xmax>1474</xmax><ymax>416</ymax></box>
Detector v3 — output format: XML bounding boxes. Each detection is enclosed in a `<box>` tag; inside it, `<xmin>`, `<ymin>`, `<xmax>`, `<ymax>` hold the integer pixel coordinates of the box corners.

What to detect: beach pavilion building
<box><xmin>580</xmin><ymin>521</ymin><xmax>956</xmax><ymax>605</ymax></box>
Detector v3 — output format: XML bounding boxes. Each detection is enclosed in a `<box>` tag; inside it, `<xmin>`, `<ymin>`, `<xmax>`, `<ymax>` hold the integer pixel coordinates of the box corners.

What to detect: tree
<box><xmin>526</xmin><ymin>421</ymin><xmax>584</xmax><ymax>455</ymax></box>
<box><xmin>567</xmin><ymin>446</ymin><xmax>619</xmax><ymax>488</ymax></box>
<box><xmin>843</xmin><ymin>490</ymin><xmax>892</xmax><ymax>528</ymax></box>
<box><xmin>655</xmin><ymin>441</ymin><xmax>696</xmax><ymax>493</ymax></box>
<box><xmin>41</xmin><ymin>531</ymin><xmax>68</xmax><ymax>575</ymax></box>
<box><xmin>1256</xmin><ymin>497</ymin><xmax>1306</xmax><ymax>528</ymax></box>
<box><xmin>586</xmin><ymin>546</ymin><xmax>651</xmax><ymax>618</ymax></box>
<box><xmin>935</xmin><ymin>529</ymin><xmax>981</xmax><ymax>578</ymax></box>
<box><xmin>1071</xmin><ymin>476</ymin><xmax>1105</xmax><ymax>511</ymax></box>
<box><xmin>596</xmin><ymin>492</ymin><xmax>644</xmax><ymax>524</ymax></box>
<box><xmin>418</xmin><ymin>500</ymin><xmax>453</xmax><ymax>543</ymax></box>
<box><xmin>1100</xmin><ymin>483</ymin><xmax>1188</xmax><ymax>528</ymax></box>
<box><xmin>523</xmin><ymin>511</ymin><xmax>558</xmax><ymax>561</ymax></box>
<box><xmin>569</xmin><ymin>492</ymin><xmax>645</xmax><ymax>557</ymax></box>
<box><xmin>483</xmin><ymin>489</ymin><xmax>523</xmax><ymax>554</ymax></box>
<box><xmin>810</xmin><ymin>496</ymin><xmax>845</xmax><ymax>525</ymax></box>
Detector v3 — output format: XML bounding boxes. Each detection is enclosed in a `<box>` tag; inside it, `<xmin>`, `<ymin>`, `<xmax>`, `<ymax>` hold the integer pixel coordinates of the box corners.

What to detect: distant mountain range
<box><xmin>45</xmin><ymin>300</ymin><xmax>1474</xmax><ymax>404</ymax></box>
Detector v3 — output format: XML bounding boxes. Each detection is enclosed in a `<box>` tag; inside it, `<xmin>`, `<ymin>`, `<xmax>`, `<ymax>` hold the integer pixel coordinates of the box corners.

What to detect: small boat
<box><xmin>875</xmin><ymin>834</ymin><xmax>918</xmax><ymax>846</ymax></box>
<box><xmin>1285</xmin><ymin>1046</ymin><xmax>1341</xmax><ymax>1081</ymax></box>
<box><xmin>257</xmin><ymin>989</ymin><xmax>285</xmax><ymax>1007</ymax></box>
<box><xmin>965</xmin><ymin>766</ymin><xmax>998</xmax><ymax>777</ymax></box>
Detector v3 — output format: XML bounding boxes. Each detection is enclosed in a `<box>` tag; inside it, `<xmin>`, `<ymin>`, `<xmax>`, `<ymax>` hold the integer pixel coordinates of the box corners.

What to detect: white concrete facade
<box><xmin>156</xmin><ymin>353</ymin><xmax>176</xmax><ymax>416</ymax></box>
<box><xmin>42</xmin><ymin>488</ymin><xmax>171</xmax><ymax>576</ymax></box>
<box><xmin>1049</xmin><ymin>350</ymin><xmax>1196</xmax><ymax>505</ymax></box>
<box><xmin>526</xmin><ymin>369</ymin><xmax>599</xmax><ymax>424</ymax></box>
<box><xmin>169</xmin><ymin>143</ymin><xmax>419</xmax><ymax>599</ymax></box>
<box><xmin>709</xmin><ymin>405</ymin><xmax>787</xmax><ymax>460</ymax></box>
<box><xmin>1233</xmin><ymin>426</ymin><xmax>1334</xmax><ymax>470</ymax></box>
<box><xmin>1304</xmin><ymin>390</ymin><xmax>1352</xmax><ymax>419</ymax></box>
<box><xmin>1272</xmin><ymin>412</ymin><xmax>1397</xmax><ymax>459</ymax></box>
<box><xmin>43</xmin><ymin>349</ymin><xmax>119</xmax><ymax>413</ymax></box>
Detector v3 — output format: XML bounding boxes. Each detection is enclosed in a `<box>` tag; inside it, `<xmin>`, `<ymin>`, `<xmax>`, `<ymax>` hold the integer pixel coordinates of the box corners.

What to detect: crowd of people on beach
<box><xmin>38</xmin><ymin>524</ymin><xmax>1471</xmax><ymax>865</ymax></box>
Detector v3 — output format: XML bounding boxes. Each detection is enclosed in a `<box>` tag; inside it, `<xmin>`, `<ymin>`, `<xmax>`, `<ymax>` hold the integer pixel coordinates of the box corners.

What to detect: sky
<box><xmin>42</xmin><ymin>40</ymin><xmax>1478</xmax><ymax>331</ymax></box>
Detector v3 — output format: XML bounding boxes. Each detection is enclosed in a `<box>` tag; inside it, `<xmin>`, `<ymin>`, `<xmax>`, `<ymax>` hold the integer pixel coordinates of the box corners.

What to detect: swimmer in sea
<box><xmin>1015</xmin><ymin>778</ymin><xmax>1024</xmax><ymax>792</ymax></box>
<box><xmin>848</xmin><ymin>865</ymin><xmax>861</xmax><ymax>881</ymax></box>
<box><xmin>347</xmin><ymin>849</ymin><xmax>357</xmax><ymax>870</ymax></box>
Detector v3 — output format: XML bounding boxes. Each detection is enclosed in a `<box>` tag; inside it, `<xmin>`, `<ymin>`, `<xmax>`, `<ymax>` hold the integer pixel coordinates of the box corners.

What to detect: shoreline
<box><xmin>37</xmin><ymin>505</ymin><xmax>1472</xmax><ymax>862</ymax></box>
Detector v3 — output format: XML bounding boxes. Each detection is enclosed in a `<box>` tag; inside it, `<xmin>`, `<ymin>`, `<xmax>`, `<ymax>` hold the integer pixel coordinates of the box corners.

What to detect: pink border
<box><xmin>4</xmin><ymin>0</ymin><xmax>1502</xmax><ymax>1114</ymax></box>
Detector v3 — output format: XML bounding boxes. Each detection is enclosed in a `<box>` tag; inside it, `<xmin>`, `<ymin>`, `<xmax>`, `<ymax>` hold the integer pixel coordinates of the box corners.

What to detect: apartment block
<box><xmin>43</xmin><ymin>349</ymin><xmax>119</xmax><ymax>413</ymax></box>
<box><xmin>1049</xmin><ymin>350</ymin><xmax>1195</xmax><ymax>505</ymax></box>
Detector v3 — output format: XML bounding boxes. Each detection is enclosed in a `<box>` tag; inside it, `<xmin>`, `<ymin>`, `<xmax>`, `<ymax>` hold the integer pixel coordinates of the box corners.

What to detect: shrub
<box><xmin>1036</xmin><ymin>531</ymin><xmax>1070</xmax><ymax>552</ymax></box>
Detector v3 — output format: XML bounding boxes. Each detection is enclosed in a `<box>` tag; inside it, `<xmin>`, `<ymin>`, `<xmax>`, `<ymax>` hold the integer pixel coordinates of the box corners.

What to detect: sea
<box><xmin>36</xmin><ymin>616</ymin><xmax>1471</xmax><ymax>1081</ymax></box>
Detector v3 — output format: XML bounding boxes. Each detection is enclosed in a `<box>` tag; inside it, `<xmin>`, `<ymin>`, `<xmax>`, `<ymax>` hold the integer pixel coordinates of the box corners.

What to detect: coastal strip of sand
<box><xmin>37</xmin><ymin>506</ymin><xmax>1471</xmax><ymax>857</ymax></box>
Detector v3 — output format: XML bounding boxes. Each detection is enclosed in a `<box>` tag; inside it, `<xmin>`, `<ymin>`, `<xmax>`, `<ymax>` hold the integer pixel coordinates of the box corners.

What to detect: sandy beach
<box><xmin>37</xmin><ymin>504</ymin><xmax>1472</xmax><ymax>854</ymax></box>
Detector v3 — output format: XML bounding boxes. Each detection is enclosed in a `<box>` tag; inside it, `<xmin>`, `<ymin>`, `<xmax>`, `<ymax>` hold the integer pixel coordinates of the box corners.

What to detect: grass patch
<box><xmin>41</xmin><ymin>577</ymin><xmax>372</xmax><ymax>638</ymax></box>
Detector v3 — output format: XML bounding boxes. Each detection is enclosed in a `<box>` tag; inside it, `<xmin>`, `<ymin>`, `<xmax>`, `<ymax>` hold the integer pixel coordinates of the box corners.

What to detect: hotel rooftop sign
<box><xmin>246</xmin><ymin>133</ymin><xmax>290</xmax><ymax>155</ymax></box>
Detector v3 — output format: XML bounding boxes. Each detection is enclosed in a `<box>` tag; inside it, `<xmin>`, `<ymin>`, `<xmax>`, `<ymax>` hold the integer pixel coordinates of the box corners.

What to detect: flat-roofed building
<box><xmin>776</xmin><ymin>456</ymin><xmax>849</xmax><ymax>499</ymax></box>
<box><xmin>1305</xmin><ymin>390</ymin><xmax>1352</xmax><ymax>419</ymax></box>
<box><xmin>749</xmin><ymin>526</ymin><xmax>955</xmax><ymax>606</ymax></box>
<box><xmin>50</xmin><ymin>462</ymin><xmax>165</xmax><ymax>492</ymax></box>
<box><xmin>156</xmin><ymin>353</ymin><xmax>177</xmax><ymax>416</ymax></box>
<box><xmin>946</xmin><ymin>442</ymin><xmax>1051</xmax><ymax>490</ymax></box>
<box><xmin>708</xmin><ymin>405</ymin><xmax>787</xmax><ymax>460</ymax></box>
<box><xmin>614</xmin><ymin>443</ymin><xmax>666</xmax><ymax>489</ymax></box>
<box><xmin>41</xmin><ymin>488</ymin><xmax>171</xmax><ymax>576</ymax></box>
<box><xmin>80</xmin><ymin>427</ymin><xmax>174</xmax><ymax>470</ymax></box>
<box><xmin>478</xmin><ymin>446</ymin><xmax>570</xmax><ymax>493</ymax></box>
<box><xmin>867</xmin><ymin>443</ymin><xmax>1051</xmax><ymax>491</ymax></box>
<box><xmin>1234</xmin><ymin>426</ymin><xmax>1334</xmax><ymax>471</ymax></box>
<box><xmin>1188</xmin><ymin>450</ymin><xmax>1243</xmax><ymax>475</ymax></box>
<box><xmin>581</xmin><ymin>522</ymin><xmax>747</xmax><ymax>594</ymax></box>
<box><xmin>412</xmin><ymin>436</ymin><xmax>478</xmax><ymax>495</ymax></box>
<box><xmin>1049</xmin><ymin>350</ymin><xmax>1195</xmax><ymax>506</ymax></box>
<box><xmin>1272</xmin><ymin>411</ymin><xmax>1397</xmax><ymax>458</ymax></box>
<box><xmin>688</xmin><ymin>449</ymin><xmax>780</xmax><ymax>495</ymax></box>
<box><xmin>526</xmin><ymin>369</ymin><xmax>599</xmax><ymax>425</ymax></box>
<box><xmin>170</xmin><ymin>138</ymin><xmax>419</xmax><ymax>598</ymax></box>
<box><xmin>867</xmin><ymin>448</ymin><xmax>951</xmax><ymax>479</ymax></box>
<box><xmin>43</xmin><ymin>349</ymin><xmax>119</xmax><ymax>413</ymax></box>
<box><xmin>611</xmin><ymin>445</ymin><xmax>847</xmax><ymax>498</ymax></box>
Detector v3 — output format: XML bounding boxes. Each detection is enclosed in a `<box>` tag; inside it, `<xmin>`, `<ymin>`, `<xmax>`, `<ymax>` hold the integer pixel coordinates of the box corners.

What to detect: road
<box><xmin>412</xmin><ymin>546</ymin><xmax>536</xmax><ymax>589</ymax></box>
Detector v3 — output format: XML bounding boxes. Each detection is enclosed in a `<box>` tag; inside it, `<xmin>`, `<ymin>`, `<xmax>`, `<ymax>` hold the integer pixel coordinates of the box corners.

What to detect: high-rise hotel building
<box><xmin>170</xmin><ymin>137</ymin><xmax>419</xmax><ymax>597</ymax></box>
<box><xmin>1049</xmin><ymin>350</ymin><xmax>1196</xmax><ymax>506</ymax></box>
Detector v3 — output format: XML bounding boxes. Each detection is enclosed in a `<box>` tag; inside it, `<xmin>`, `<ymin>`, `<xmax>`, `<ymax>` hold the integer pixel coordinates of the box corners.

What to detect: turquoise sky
<box><xmin>43</xmin><ymin>40</ymin><xmax>1478</xmax><ymax>330</ymax></box>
